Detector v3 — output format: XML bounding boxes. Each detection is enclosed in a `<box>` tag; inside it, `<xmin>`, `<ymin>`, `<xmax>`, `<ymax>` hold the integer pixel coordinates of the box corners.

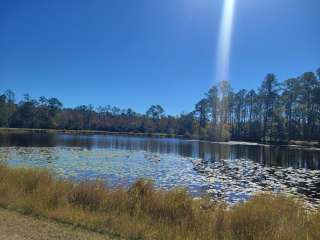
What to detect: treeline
<box><xmin>0</xmin><ymin>92</ymin><xmax>186</xmax><ymax>135</ymax></box>
<box><xmin>194</xmin><ymin>68</ymin><xmax>320</xmax><ymax>142</ymax></box>
<box><xmin>1</xmin><ymin>67</ymin><xmax>320</xmax><ymax>142</ymax></box>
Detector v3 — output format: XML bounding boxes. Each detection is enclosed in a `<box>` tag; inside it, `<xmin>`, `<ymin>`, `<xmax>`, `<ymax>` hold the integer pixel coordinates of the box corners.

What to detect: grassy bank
<box><xmin>0</xmin><ymin>165</ymin><xmax>320</xmax><ymax>240</ymax></box>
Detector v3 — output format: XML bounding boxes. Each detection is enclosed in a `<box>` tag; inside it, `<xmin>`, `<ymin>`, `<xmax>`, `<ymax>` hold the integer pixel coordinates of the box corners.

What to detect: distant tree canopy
<box><xmin>1</xmin><ymin>67</ymin><xmax>320</xmax><ymax>142</ymax></box>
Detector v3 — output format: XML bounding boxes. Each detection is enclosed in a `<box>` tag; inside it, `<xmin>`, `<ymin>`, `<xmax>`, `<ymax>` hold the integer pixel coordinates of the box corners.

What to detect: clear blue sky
<box><xmin>0</xmin><ymin>0</ymin><xmax>319</xmax><ymax>115</ymax></box>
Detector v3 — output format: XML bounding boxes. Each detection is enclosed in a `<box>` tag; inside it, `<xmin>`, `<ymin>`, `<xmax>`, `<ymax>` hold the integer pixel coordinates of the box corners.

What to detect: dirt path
<box><xmin>0</xmin><ymin>208</ymin><xmax>111</xmax><ymax>240</ymax></box>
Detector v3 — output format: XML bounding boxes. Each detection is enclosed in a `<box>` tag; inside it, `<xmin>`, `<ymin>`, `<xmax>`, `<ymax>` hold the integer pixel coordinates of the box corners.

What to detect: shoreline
<box><xmin>0</xmin><ymin>127</ymin><xmax>183</xmax><ymax>138</ymax></box>
<box><xmin>1</xmin><ymin>127</ymin><xmax>319</xmax><ymax>148</ymax></box>
<box><xmin>0</xmin><ymin>165</ymin><xmax>319</xmax><ymax>239</ymax></box>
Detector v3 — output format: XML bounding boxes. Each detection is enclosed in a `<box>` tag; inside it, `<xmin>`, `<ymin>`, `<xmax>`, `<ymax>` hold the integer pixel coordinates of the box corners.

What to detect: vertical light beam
<box><xmin>216</xmin><ymin>0</ymin><xmax>236</xmax><ymax>82</ymax></box>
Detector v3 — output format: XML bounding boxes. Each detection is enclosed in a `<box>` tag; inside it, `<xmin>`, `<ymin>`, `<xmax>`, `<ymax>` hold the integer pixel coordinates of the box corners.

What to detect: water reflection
<box><xmin>1</xmin><ymin>133</ymin><xmax>319</xmax><ymax>170</ymax></box>
<box><xmin>1</xmin><ymin>132</ymin><xmax>320</xmax><ymax>208</ymax></box>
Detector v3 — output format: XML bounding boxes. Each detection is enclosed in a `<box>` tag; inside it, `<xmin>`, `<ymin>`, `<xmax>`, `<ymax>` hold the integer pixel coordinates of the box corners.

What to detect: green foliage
<box><xmin>1</xmin><ymin>67</ymin><xmax>320</xmax><ymax>142</ymax></box>
<box><xmin>146</xmin><ymin>105</ymin><xmax>165</xmax><ymax>119</ymax></box>
<box><xmin>193</xmin><ymin>67</ymin><xmax>320</xmax><ymax>142</ymax></box>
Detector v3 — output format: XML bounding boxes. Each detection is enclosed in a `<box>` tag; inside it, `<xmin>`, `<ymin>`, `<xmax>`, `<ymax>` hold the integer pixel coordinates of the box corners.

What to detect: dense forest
<box><xmin>1</xmin><ymin>67</ymin><xmax>320</xmax><ymax>143</ymax></box>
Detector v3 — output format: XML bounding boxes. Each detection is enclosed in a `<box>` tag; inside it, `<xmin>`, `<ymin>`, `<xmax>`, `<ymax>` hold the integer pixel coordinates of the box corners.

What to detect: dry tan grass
<box><xmin>0</xmin><ymin>164</ymin><xmax>319</xmax><ymax>240</ymax></box>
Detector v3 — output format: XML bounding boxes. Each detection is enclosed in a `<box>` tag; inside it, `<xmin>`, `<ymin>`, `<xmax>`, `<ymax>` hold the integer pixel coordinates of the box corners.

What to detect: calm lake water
<box><xmin>1</xmin><ymin>132</ymin><xmax>320</xmax><ymax>207</ymax></box>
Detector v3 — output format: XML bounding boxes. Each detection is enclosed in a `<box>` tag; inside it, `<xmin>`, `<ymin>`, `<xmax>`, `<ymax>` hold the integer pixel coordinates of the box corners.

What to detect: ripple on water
<box><xmin>1</xmin><ymin>146</ymin><xmax>320</xmax><ymax>209</ymax></box>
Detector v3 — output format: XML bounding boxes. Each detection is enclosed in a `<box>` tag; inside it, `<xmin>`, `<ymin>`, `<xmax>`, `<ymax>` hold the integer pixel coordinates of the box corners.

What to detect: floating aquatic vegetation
<box><xmin>1</xmin><ymin>145</ymin><xmax>320</xmax><ymax>209</ymax></box>
<box><xmin>193</xmin><ymin>157</ymin><xmax>320</xmax><ymax>209</ymax></box>
<box><xmin>0</xmin><ymin>147</ymin><xmax>207</xmax><ymax>194</ymax></box>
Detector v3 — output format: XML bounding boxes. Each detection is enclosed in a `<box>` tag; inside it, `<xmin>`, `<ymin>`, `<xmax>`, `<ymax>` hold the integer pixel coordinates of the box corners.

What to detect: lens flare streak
<box><xmin>216</xmin><ymin>0</ymin><xmax>236</xmax><ymax>82</ymax></box>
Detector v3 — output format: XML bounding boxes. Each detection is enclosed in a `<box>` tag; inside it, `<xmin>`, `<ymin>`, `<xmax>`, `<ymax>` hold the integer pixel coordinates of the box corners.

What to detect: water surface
<box><xmin>1</xmin><ymin>132</ymin><xmax>320</xmax><ymax>207</ymax></box>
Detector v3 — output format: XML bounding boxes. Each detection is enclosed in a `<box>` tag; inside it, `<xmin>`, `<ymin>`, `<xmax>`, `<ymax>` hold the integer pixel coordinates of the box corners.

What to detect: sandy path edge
<box><xmin>0</xmin><ymin>208</ymin><xmax>113</xmax><ymax>240</ymax></box>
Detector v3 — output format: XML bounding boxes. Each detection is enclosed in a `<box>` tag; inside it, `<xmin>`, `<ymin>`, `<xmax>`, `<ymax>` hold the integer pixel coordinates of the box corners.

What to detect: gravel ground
<box><xmin>0</xmin><ymin>208</ymin><xmax>111</xmax><ymax>240</ymax></box>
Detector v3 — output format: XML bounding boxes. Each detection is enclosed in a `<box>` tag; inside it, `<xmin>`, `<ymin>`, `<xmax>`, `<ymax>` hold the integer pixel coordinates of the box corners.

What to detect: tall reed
<box><xmin>0</xmin><ymin>165</ymin><xmax>319</xmax><ymax>240</ymax></box>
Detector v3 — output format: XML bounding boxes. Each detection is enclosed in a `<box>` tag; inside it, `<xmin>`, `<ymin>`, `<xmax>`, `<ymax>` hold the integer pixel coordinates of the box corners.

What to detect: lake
<box><xmin>1</xmin><ymin>131</ymin><xmax>320</xmax><ymax>208</ymax></box>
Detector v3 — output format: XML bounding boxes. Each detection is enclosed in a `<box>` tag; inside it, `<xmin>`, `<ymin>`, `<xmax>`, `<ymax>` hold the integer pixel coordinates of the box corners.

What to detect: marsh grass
<box><xmin>0</xmin><ymin>164</ymin><xmax>319</xmax><ymax>240</ymax></box>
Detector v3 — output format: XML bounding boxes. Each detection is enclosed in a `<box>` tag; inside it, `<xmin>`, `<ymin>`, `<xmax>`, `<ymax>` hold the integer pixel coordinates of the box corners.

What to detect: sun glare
<box><xmin>216</xmin><ymin>0</ymin><xmax>236</xmax><ymax>82</ymax></box>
